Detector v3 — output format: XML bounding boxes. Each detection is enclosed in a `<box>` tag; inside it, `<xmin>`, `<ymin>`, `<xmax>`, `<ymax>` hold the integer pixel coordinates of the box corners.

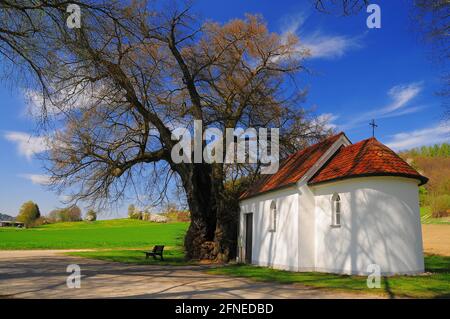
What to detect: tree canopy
<box><xmin>0</xmin><ymin>0</ymin><xmax>330</xmax><ymax>260</ymax></box>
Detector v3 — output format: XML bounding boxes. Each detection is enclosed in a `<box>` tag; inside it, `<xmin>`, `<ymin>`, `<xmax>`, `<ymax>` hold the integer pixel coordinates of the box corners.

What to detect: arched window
<box><xmin>332</xmin><ymin>193</ymin><xmax>341</xmax><ymax>226</ymax></box>
<box><xmin>269</xmin><ymin>201</ymin><xmax>277</xmax><ymax>232</ymax></box>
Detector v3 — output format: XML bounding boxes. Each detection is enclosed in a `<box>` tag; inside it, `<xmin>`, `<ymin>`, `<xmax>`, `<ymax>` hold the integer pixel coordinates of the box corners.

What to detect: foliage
<box><xmin>162</xmin><ymin>210</ymin><xmax>190</xmax><ymax>222</ymax></box>
<box><xmin>400</xmin><ymin>143</ymin><xmax>450</xmax><ymax>218</ymax></box>
<box><xmin>161</xmin><ymin>203</ymin><xmax>191</xmax><ymax>222</ymax></box>
<box><xmin>402</xmin><ymin>143</ymin><xmax>450</xmax><ymax>158</ymax></box>
<box><xmin>129</xmin><ymin>211</ymin><xmax>143</xmax><ymax>220</ymax></box>
<box><xmin>85</xmin><ymin>209</ymin><xmax>97</xmax><ymax>221</ymax></box>
<box><xmin>127</xmin><ymin>205</ymin><xmax>136</xmax><ymax>218</ymax></box>
<box><xmin>32</xmin><ymin>217</ymin><xmax>52</xmax><ymax>227</ymax></box>
<box><xmin>48</xmin><ymin>205</ymin><xmax>82</xmax><ymax>222</ymax></box>
<box><xmin>16</xmin><ymin>201</ymin><xmax>40</xmax><ymax>227</ymax></box>
<box><xmin>0</xmin><ymin>219</ymin><xmax>188</xmax><ymax>249</ymax></box>
<box><xmin>0</xmin><ymin>1</ymin><xmax>331</xmax><ymax>261</ymax></box>
<box><xmin>430</xmin><ymin>194</ymin><xmax>450</xmax><ymax>218</ymax></box>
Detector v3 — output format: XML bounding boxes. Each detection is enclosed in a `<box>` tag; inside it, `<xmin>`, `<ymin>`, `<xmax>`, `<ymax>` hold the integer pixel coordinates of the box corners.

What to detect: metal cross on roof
<box><xmin>369</xmin><ymin>119</ymin><xmax>378</xmax><ymax>137</ymax></box>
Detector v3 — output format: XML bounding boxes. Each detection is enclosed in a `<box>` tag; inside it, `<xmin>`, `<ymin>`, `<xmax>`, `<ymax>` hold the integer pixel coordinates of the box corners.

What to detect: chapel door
<box><xmin>245</xmin><ymin>213</ymin><xmax>253</xmax><ymax>264</ymax></box>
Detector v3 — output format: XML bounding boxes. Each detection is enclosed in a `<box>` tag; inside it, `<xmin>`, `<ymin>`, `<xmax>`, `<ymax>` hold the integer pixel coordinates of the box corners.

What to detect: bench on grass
<box><xmin>145</xmin><ymin>245</ymin><xmax>164</xmax><ymax>260</ymax></box>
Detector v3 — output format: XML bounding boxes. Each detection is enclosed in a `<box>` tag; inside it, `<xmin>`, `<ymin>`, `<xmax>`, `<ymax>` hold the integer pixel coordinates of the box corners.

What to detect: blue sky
<box><xmin>0</xmin><ymin>0</ymin><xmax>448</xmax><ymax>217</ymax></box>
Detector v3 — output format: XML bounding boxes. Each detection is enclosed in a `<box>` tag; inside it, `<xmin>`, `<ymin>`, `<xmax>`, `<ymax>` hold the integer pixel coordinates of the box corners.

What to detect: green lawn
<box><xmin>0</xmin><ymin>219</ymin><xmax>188</xmax><ymax>250</ymax></box>
<box><xmin>1</xmin><ymin>218</ymin><xmax>449</xmax><ymax>298</ymax></box>
<box><xmin>207</xmin><ymin>254</ymin><xmax>450</xmax><ymax>298</ymax></box>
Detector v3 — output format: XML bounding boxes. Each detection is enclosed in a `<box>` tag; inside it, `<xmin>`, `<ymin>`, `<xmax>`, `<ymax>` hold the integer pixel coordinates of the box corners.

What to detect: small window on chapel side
<box><xmin>332</xmin><ymin>193</ymin><xmax>341</xmax><ymax>227</ymax></box>
<box><xmin>270</xmin><ymin>201</ymin><xmax>277</xmax><ymax>232</ymax></box>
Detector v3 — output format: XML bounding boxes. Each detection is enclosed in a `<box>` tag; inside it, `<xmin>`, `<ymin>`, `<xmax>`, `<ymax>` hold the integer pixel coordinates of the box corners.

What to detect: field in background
<box><xmin>0</xmin><ymin>219</ymin><xmax>188</xmax><ymax>250</ymax></box>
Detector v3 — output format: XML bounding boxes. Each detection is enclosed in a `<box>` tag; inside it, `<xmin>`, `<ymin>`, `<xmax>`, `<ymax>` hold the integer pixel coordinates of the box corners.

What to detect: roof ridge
<box><xmin>280</xmin><ymin>132</ymin><xmax>344</xmax><ymax>162</ymax></box>
<box><xmin>309</xmin><ymin>136</ymin><xmax>428</xmax><ymax>186</ymax></box>
<box><xmin>240</xmin><ymin>132</ymin><xmax>345</xmax><ymax>200</ymax></box>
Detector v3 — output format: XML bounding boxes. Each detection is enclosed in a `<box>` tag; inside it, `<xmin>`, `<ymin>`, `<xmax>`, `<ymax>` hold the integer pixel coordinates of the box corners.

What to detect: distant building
<box><xmin>0</xmin><ymin>221</ymin><xmax>24</xmax><ymax>228</ymax></box>
<box><xmin>0</xmin><ymin>213</ymin><xmax>14</xmax><ymax>221</ymax></box>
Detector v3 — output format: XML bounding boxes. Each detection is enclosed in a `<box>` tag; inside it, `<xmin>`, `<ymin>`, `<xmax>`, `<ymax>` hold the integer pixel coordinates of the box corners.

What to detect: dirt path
<box><xmin>422</xmin><ymin>224</ymin><xmax>450</xmax><ymax>256</ymax></box>
<box><xmin>0</xmin><ymin>250</ymin><xmax>383</xmax><ymax>299</ymax></box>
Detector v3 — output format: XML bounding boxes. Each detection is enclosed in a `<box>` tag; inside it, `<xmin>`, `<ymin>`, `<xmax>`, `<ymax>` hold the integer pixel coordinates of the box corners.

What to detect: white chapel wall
<box><xmin>312</xmin><ymin>176</ymin><xmax>424</xmax><ymax>275</ymax></box>
<box><xmin>239</xmin><ymin>187</ymin><xmax>299</xmax><ymax>270</ymax></box>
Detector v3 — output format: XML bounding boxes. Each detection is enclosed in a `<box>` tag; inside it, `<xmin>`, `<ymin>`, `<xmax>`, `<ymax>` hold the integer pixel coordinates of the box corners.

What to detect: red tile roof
<box><xmin>239</xmin><ymin>132</ymin><xmax>345</xmax><ymax>200</ymax></box>
<box><xmin>309</xmin><ymin>137</ymin><xmax>428</xmax><ymax>186</ymax></box>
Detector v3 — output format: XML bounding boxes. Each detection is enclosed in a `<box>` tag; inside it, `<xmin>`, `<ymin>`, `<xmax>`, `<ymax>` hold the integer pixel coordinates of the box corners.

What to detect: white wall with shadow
<box><xmin>239</xmin><ymin>187</ymin><xmax>299</xmax><ymax>271</ymax></box>
<box><xmin>312</xmin><ymin>176</ymin><xmax>424</xmax><ymax>275</ymax></box>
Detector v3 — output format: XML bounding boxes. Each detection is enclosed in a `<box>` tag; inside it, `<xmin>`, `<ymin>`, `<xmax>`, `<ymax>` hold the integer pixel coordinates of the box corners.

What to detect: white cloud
<box><xmin>278</xmin><ymin>12</ymin><xmax>362</xmax><ymax>60</ymax></box>
<box><xmin>340</xmin><ymin>82</ymin><xmax>424</xmax><ymax>130</ymax></box>
<box><xmin>4</xmin><ymin>131</ymin><xmax>49</xmax><ymax>160</ymax></box>
<box><xmin>19</xmin><ymin>174</ymin><xmax>52</xmax><ymax>185</ymax></box>
<box><xmin>279</xmin><ymin>12</ymin><xmax>307</xmax><ymax>36</ymax></box>
<box><xmin>384</xmin><ymin>83</ymin><xmax>423</xmax><ymax>113</ymax></box>
<box><xmin>23</xmin><ymin>84</ymin><xmax>101</xmax><ymax>119</ymax></box>
<box><xmin>386</xmin><ymin>123</ymin><xmax>450</xmax><ymax>151</ymax></box>
<box><xmin>316</xmin><ymin>113</ymin><xmax>339</xmax><ymax>130</ymax></box>
<box><xmin>301</xmin><ymin>32</ymin><xmax>363</xmax><ymax>59</ymax></box>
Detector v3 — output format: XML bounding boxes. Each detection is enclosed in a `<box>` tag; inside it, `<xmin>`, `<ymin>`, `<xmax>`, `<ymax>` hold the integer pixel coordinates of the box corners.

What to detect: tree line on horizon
<box><xmin>400</xmin><ymin>143</ymin><xmax>450</xmax><ymax>218</ymax></box>
<box><xmin>13</xmin><ymin>201</ymin><xmax>97</xmax><ymax>227</ymax></box>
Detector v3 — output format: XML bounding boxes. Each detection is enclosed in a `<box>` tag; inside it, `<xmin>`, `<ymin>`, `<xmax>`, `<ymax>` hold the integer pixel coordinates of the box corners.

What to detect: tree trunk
<box><xmin>182</xmin><ymin>163</ymin><xmax>239</xmax><ymax>262</ymax></box>
<box><xmin>211</xmin><ymin>164</ymin><xmax>238</xmax><ymax>262</ymax></box>
<box><xmin>183</xmin><ymin>163</ymin><xmax>217</xmax><ymax>260</ymax></box>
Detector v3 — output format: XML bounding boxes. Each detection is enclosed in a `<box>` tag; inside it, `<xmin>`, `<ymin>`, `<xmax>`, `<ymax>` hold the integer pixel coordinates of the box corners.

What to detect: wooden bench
<box><xmin>145</xmin><ymin>245</ymin><xmax>164</xmax><ymax>261</ymax></box>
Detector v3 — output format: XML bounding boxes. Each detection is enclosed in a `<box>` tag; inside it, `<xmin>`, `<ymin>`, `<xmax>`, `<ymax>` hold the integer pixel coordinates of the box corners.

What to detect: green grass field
<box><xmin>0</xmin><ymin>219</ymin><xmax>188</xmax><ymax>250</ymax></box>
<box><xmin>1</xmin><ymin>218</ymin><xmax>449</xmax><ymax>298</ymax></box>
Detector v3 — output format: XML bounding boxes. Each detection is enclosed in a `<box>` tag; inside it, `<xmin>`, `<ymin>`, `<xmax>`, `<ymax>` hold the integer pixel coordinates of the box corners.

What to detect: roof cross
<box><xmin>369</xmin><ymin>119</ymin><xmax>378</xmax><ymax>138</ymax></box>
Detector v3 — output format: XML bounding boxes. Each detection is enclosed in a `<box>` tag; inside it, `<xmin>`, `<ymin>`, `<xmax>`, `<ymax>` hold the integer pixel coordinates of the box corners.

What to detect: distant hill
<box><xmin>0</xmin><ymin>213</ymin><xmax>14</xmax><ymax>221</ymax></box>
<box><xmin>400</xmin><ymin>143</ymin><xmax>450</xmax><ymax>158</ymax></box>
<box><xmin>400</xmin><ymin>143</ymin><xmax>450</xmax><ymax>219</ymax></box>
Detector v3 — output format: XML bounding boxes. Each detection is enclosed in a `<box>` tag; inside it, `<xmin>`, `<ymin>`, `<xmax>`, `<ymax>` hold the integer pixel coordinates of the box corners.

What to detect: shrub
<box><xmin>59</xmin><ymin>205</ymin><xmax>82</xmax><ymax>222</ymax></box>
<box><xmin>430</xmin><ymin>194</ymin><xmax>450</xmax><ymax>218</ymax></box>
<box><xmin>32</xmin><ymin>217</ymin><xmax>51</xmax><ymax>227</ymax></box>
<box><xmin>47</xmin><ymin>205</ymin><xmax>82</xmax><ymax>222</ymax></box>
<box><xmin>127</xmin><ymin>204</ymin><xmax>136</xmax><ymax>218</ymax></box>
<box><xmin>85</xmin><ymin>210</ymin><xmax>97</xmax><ymax>221</ymax></box>
<box><xmin>161</xmin><ymin>209</ymin><xmax>190</xmax><ymax>222</ymax></box>
<box><xmin>16</xmin><ymin>201</ymin><xmax>40</xmax><ymax>227</ymax></box>
<box><xmin>129</xmin><ymin>211</ymin><xmax>143</xmax><ymax>220</ymax></box>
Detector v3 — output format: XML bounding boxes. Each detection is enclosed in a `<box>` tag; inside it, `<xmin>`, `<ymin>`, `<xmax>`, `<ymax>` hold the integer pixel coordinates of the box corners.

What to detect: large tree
<box><xmin>0</xmin><ymin>0</ymin><xmax>330</xmax><ymax>260</ymax></box>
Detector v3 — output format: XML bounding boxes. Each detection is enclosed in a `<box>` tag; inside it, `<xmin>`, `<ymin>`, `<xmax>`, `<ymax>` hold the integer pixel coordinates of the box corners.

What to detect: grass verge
<box><xmin>207</xmin><ymin>254</ymin><xmax>450</xmax><ymax>298</ymax></box>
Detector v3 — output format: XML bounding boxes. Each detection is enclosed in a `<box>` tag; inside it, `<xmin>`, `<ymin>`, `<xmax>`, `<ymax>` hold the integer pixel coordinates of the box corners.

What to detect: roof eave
<box><xmin>239</xmin><ymin>182</ymin><xmax>297</xmax><ymax>201</ymax></box>
<box><xmin>308</xmin><ymin>172</ymin><xmax>429</xmax><ymax>187</ymax></box>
